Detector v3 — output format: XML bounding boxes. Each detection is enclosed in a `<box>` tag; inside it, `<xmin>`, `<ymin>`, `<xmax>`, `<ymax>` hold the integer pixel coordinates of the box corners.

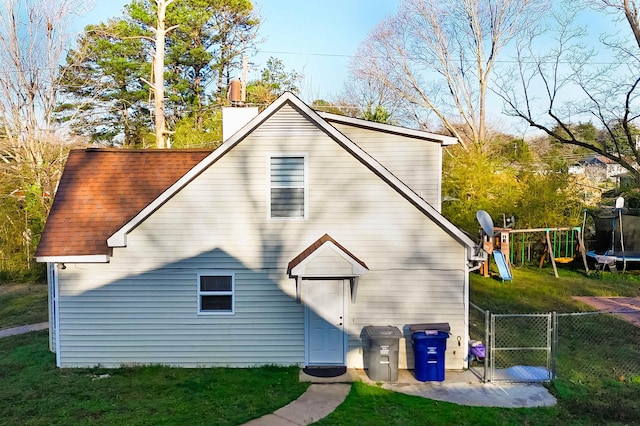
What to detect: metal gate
<box><xmin>488</xmin><ymin>313</ymin><xmax>553</xmax><ymax>382</ymax></box>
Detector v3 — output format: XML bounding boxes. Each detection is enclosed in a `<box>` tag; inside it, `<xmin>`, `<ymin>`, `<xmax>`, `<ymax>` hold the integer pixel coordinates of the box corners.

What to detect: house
<box><xmin>569</xmin><ymin>154</ymin><xmax>624</xmax><ymax>183</ymax></box>
<box><xmin>36</xmin><ymin>92</ymin><xmax>478</xmax><ymax>371</ymax></box>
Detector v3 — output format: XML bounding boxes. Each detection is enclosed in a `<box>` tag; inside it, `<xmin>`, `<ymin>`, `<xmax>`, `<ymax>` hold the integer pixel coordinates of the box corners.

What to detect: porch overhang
<box><xmin>288</xmin><ymin>234</ymin><xmax>369</xmax><ymax>303</ymax></box>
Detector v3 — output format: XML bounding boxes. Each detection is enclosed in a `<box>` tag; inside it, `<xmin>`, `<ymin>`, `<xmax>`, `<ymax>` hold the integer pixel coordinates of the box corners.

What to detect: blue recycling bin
<box><xmin>412</xmin><ymin>330</ymin><xmax>449</xmax><ymax>382</ymax></box>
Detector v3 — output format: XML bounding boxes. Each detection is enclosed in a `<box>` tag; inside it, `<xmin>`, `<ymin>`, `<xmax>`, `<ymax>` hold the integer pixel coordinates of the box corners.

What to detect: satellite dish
<box><xmin>616</xmin><ymin>196</ymin><xmax>625</xmax><ymax>209</ymax></box>
<box><xmin>476</xmin><ymin>210</ymin><xmax>495</xmax><ymax>236</ymax></box>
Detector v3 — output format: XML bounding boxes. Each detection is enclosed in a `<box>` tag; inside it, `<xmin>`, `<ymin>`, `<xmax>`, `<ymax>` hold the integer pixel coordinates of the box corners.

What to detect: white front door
<box><xmin>305</xmin><ymin>280</ymin><xmax>345</xmax><ymax>365</ymax></box>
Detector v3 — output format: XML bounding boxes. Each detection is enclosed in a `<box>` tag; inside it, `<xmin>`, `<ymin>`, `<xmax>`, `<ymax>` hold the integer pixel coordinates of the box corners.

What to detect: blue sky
<box><xmin>75</xmin><ymin>0</ymin><xmax>400</xmax><ymax>101</ymax></box>
<box><xmin>72</xmin><ymin>0</ymin><xmax>630</xmax><ymax>136</ymax></box>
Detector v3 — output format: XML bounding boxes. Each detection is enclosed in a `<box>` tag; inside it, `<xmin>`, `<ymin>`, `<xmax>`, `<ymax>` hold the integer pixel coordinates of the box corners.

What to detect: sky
<box><xmin>74</xmin><ymin>0</ymin><xmax>400</xmax><ymax>102</ymax></box>
<box><xmin>71</xmin><ymin>0</ymin><xmax>631</xmax><ymax>137</ymax></box>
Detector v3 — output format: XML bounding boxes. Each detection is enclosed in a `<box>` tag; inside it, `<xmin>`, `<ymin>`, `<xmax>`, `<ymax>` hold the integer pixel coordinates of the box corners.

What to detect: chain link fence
<box><xmin>555</xmin><ymin>311</ymin><xmax>640</xmax><ymax>382</ymax></box>
<box><xmin>469</xmin><ymin>303</ymin><xmax>640</xmax><ymax>383</ymax></box>
<box><xmin>490</xmin><ymin>313</ymin><xmax>552</xmax><ymax>382</ymax></box>
<box><xmin>468</xmin><ymin>302</ymin><xmax>488</xmax><ymax>381</ymax></box>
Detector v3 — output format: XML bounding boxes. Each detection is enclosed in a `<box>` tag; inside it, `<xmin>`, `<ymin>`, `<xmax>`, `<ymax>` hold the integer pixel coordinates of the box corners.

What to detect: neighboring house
<box><xmin>36</xmin><ymin>92</ymin><xmax>478</xmax><ymax>371</ymax></box>
<box><xmin>569</xmin><ymin>155</ymin><xmax>624</xmax><ymax>183</ymax></box>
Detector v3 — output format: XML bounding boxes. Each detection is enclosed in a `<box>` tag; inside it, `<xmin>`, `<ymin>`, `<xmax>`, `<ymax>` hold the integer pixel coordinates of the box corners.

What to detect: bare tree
<box><xmin>0</xmin><ymin>0</ymin><xmax>87</xmax><ymax>271</ymax></box>
<box><xmin>0</xmin><ymin>0</ymin><xmax>85</xmax><ymax>149</ymax></box>
<box><xmin>495</xmin><ymin>1</ymin><xmax>640</xmax><ymax>184</ymax></box>
<box><xmin>340</xmin><ymin>65</ymin><xmax>406</xmax><ymax>123</ymax></box>
<box><xmin>0</xmin><ymin>0</ymin><xmax>87</xmax><ymax>197</ymax></box>
<box><xmin>351</xmin><ymin>0</ymin><xmax>549</xmax><ymax>149</ymax></box>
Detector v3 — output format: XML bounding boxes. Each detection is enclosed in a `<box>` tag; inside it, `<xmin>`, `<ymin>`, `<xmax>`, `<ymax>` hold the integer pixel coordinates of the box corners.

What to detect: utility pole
<box><xmin>241</xmin><ymin>54</ymin><xmax>247</xmax><ymax>103</ymax></box>
<box><xmin>150</xmin><ymin>0</ymin><xmax>177</xmax><ymax>149</ymax></box>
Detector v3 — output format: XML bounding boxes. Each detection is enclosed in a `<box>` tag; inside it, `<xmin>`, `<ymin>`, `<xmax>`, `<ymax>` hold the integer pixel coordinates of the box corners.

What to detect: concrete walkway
<box><xmin>0</xmin><ymin>322</ymin><xmax>48</xmax><ymax>339</ymax></box>
<box><xmin>243</xmin><ymin>384</ymin><xmax>351</xmax><ymax>426</ymax></box>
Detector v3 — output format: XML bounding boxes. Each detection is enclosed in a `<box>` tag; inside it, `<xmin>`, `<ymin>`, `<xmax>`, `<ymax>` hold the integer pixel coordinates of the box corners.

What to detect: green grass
<box><xmin>3</xmin><ymin>268</ymin><xmax>640</xmax><ymax>425</ymax></box>
<box><xmin>471</xmin><ymin>265</ymin><xmax>640</xmax><ymax>313</ymax></box>
<box><xmin>316</xmin><ymin>382</ymin><xmax>559</xmax><ymax>426</ymax></box>
<box><xmin>0</xmin><ymin>282</ymin><xmax>48</xmax><ymax>329</ymax></box>
<box><xmin>0</xmin><ymin>331</ymin><xmax>309</xmax><ymax>425</ymax></box>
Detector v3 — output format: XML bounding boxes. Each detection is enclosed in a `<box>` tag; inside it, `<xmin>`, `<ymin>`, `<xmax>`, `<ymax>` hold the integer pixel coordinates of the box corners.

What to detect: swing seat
<box><xmin>554</xmin><ymin>257</ymin><xmax>574</xmax><ymax>264</ymax></box>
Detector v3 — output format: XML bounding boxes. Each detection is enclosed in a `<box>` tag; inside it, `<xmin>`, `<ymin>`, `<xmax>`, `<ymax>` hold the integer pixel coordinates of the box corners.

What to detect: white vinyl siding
<box><xmin>56</xmin><ymin>267</ymin><xmax>305</xmax><ymax>367</ymax></box>
<box><xmin>54</xmin><ymin>103</ymin><xmax>467</xmax><ymax>369</ymax></box>
<box><xmin>269</xmin><ymin>155</ymin><xmax>306</xmax><ymax>219</ymax></box>
<box><xmin>330</xmin><ymin>122</ymin><xmax>443</xmax><ymax>209</ymax></box>
<box><xmin>198</xmin><ymin>272</ymin><xmax>234</xmax><ymax>315</ymax></box>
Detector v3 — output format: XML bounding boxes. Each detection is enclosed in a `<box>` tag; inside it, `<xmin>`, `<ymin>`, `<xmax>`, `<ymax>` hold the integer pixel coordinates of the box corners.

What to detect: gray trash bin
<box><xmin>363</xmin><ymin>325</ymin><xmax>402</xmax><ymax>381</ymax></box>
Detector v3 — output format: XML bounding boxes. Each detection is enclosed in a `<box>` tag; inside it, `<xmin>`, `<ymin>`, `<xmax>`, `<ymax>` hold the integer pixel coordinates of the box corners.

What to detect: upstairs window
<box><xmin>270</xmin><ymin>156</ymin><xmax>306</xmax><ymax>219</ymax></box>
<box><xmin>198</xmin><ymin>273</ymin><xmax>234</xmax><ymax>315</ymax></box>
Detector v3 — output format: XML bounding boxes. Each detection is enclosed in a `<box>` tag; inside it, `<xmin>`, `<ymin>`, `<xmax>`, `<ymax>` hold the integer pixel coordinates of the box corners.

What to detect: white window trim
<box><xmin>197</xmin><ymin>271</ymin><xmax>235</xmax><ymax>315</ymax></box>
<box><xmin>267</xmin><ymin>153</ymin><xmax>308</xmax><ymax>220</ymax></box>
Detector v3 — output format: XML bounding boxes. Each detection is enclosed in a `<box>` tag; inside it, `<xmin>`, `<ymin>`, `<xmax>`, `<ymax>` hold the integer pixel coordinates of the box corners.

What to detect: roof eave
<box><xmin>317</xmin><ymin>111</ymin><xmax>458</xmax><ymax>146</ymax></box>
<box><xmin>35</xmin><ymin>254</ymin><xmax>110</xmax><ymax>263</ymax></box>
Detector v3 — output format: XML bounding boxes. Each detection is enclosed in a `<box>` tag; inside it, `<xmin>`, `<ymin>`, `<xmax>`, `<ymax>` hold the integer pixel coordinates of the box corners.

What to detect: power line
<box><xmin>0</xmin><ymin>47</ymin><xmax>628</xmax><ymax>75</ymax></box>
<box><xmin>257</xmin><ymin>49</ymin><xmax>625</xmax><ymax>66</ymax></box>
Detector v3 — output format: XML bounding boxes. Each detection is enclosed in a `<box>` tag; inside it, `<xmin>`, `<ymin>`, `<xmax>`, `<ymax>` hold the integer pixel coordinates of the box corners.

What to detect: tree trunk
<box><xmin>152</xmin><ymin>0</ymin><xmax>176</xmax><ymax>149</ymax></box>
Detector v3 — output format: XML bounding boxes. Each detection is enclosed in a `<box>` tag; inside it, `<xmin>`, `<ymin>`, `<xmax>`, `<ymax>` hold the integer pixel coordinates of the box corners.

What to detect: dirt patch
<box><xmin>573</xmin><ymin>296</ymin><xmax>640</xmax><ymax>327</ymax></box>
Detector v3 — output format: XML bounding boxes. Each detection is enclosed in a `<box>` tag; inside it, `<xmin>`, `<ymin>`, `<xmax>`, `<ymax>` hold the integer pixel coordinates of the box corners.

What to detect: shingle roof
<box><xmin>35</xmin><ymin>148</ymin><xmax>211</xmax><ymax>257</ymax></box>
<box><xmin>287</xmin><ymin>233</ymin><xmax>369</xmax><ymax>273</ymax></box>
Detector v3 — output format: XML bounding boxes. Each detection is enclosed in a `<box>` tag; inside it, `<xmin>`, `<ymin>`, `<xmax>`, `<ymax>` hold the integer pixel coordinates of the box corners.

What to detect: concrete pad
<box><xmin>354</xmin><ymin>369</ymin><xmax>556</xmax><ymax>408</ymax></box>
<box><xmin>0</xmin><ymin>322</ymin><xmax>48</xmax><ymax>339</ymax></box>
<box><xmin>383</xmin><ymin>381</ymin><xmax>556</xmax><ymax>408</ymax></box>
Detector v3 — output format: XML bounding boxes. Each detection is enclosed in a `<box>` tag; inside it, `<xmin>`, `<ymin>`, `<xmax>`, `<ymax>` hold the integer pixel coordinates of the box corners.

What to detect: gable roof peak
<box><xmin>288</xmin><ymin>234</ymin><xmax>369</xmax><ymax>275</ymax></box>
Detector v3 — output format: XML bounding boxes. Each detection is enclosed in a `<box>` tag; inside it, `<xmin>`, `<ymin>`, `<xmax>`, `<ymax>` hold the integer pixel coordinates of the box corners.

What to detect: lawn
<box><xmin>2</xmin><ymin>267</ymin><xmax>640</xmax><ymax>425</ymax></box>
<box><xmin>316</xmin><ymin>382</ymin><xmax>559</xmax><ymax>426</ymax></box>
<box><xmin>470</xmin><ymin>265</ymin><xmax>640</xmax><ymax>313</ymax></box>
<box><xmin>0</xmin><ymin>282</ymin><xmax>48</xmax><ymax>329</ymax></box>
<box><xmin>0</xmin><ymin>331</ymin><xmax>309</xmax><ymax>425</ymax></box>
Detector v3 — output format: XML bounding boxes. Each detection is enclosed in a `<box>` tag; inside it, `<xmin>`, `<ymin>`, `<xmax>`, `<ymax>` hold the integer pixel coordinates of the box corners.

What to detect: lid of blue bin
<box><xmin>408</xmin><ymin>322</ymin><xmax>450</xmax><ymax>333</ymax></box>
<box><xmin>412</xmin><ymin>330</ymin><xmax>450</xmax><ymax>339</ymax></box>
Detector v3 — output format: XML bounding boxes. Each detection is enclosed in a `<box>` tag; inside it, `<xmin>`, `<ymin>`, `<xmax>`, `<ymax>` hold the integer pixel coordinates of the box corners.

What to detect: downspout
<box><xmin>53</xmin><ymin>263</ymin><xmax>61</xmax><ymax>367</ymax></box>
<box><xmin>463</xmin><ymin>250</ymin><xmax>471</xmax><ymax>370</ymax></box>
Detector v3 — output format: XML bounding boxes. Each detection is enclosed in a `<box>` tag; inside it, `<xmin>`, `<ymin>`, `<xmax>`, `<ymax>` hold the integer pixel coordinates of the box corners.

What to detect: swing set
<box><xmin>504</xmin><ymin>227</ymin><xmax>589</xmax><ymax>278</ymax></box>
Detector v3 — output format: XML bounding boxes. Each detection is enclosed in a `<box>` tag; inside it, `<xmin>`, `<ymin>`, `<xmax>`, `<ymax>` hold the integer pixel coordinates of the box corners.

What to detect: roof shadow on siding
<box><xmin>58</xmin><ymin>247</ymin><xmax>364</xmax><ymax>367</ymax></box>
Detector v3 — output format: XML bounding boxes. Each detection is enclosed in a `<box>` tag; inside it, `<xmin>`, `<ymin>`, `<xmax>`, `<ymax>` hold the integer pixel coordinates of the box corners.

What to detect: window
<box><xmin>270</xmin><ymin>155</ymin><xmax>306</xmax><ymax>219</ymax></box>
<box><xmin>198</xmin><ymin>273</ymin><xmax>234</xmax><ymax>314</ymax></box>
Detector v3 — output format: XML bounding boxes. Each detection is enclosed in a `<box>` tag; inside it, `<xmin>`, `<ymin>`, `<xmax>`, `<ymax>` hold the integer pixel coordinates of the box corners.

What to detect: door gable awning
<box><xmin>288</xmin><ymin>234</ymin><xmax>369</xmax><ymax>303</ymax></box>
<box><xmin>288</xmin><ymin>234</ymin><xmax>368</xmax><ymax>277</ymax></box>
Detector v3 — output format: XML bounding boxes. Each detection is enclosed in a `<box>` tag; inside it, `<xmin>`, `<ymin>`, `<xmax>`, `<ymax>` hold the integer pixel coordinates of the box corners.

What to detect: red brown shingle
<box><xmin>36</xmin><ymin>148</ymin><xmax>211</xmax><ymax>257</ymax></box>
